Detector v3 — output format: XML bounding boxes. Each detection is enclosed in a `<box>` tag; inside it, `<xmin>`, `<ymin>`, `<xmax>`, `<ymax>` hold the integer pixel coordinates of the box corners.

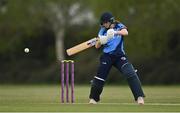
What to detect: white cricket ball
<box><xmin>24</xmin><ymin>48</ymin><xmax>30</xmax><ymax>53</ymax></box>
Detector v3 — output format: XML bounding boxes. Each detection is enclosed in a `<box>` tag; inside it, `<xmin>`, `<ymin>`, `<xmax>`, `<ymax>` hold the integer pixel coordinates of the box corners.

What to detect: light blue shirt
<box><xmin>98</xmin><ymin>23</ymin><xmax>127</xmax><ymax>55</ymax></box>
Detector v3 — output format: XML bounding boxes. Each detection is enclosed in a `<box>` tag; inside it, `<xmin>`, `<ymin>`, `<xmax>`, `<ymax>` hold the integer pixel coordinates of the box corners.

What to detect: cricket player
<box><xmin>89</xmin><ymin>12</ymin><xmax>145</xmax><ymax>105</ymax></box>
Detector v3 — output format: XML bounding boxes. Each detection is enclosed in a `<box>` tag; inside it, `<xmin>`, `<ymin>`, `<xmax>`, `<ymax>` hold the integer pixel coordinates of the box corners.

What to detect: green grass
<box><xmin>0</xmin><ymin>85</ymin><xmax>180</xmax><ymax>112</ymax></box>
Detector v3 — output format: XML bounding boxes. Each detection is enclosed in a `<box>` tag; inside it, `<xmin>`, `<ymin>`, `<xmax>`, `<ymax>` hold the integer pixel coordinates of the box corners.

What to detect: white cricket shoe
<box><xmin>89</xmin><ymin>99</ymin><xmax>97</xmax><ymax>104</ymax></box>
<box><xmin>137</xmin><ymin>97</ymin><xmax>144</xmax><ymax>105</ymax></box>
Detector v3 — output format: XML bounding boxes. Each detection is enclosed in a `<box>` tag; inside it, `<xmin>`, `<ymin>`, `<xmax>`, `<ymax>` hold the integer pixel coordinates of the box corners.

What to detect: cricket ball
<box><xmin>24</xmin><ymin>48</ymin><xmax>30</xmax><ymax>53</ymax></box>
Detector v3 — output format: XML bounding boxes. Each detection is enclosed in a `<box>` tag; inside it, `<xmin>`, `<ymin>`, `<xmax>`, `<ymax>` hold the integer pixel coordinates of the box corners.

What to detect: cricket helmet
<box><xmin>100</xmin><ymin>12</ymin><xmax>115</xmax><ymax>25</ymax></box>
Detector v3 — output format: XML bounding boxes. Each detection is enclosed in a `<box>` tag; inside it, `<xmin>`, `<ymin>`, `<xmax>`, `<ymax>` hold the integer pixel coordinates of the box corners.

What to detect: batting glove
<box><xmin>99</xmin><ymin>36</ymin><xmax>108</xmax><ymax>45</ymax></box>
<box><xmin>107</xmin><ymin>29</ymin><xmax>117</xmax><ymax>39</ymax></box>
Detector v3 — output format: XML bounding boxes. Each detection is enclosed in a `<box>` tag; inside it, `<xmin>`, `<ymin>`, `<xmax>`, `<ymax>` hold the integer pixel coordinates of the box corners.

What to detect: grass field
<box><xmin>0</xmin><ymin>85</ymin><xmax>180</xmax><ymax>112</ymax></box>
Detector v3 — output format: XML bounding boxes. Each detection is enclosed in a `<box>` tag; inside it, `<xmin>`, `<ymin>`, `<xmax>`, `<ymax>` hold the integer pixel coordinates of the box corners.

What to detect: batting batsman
<box><xmin>89</xmin><ymin>12</ymin><xmax>145</xmax><ymax>105</ymax></box>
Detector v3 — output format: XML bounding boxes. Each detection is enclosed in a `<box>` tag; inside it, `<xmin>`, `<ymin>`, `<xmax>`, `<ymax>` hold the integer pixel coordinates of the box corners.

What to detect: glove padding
<box><xmin>99</xmin><ymin>36</ymin><xmax>108</xmax><ymax>45</ymax></box>
<box><xmin>107</xmin><ymin>29</ymin><xmax>117</xmax><ymax>39</ymax></box>
<box><xmin>98</xmin><ymin>29</ymin><xmax>117</xmax><ymax>45</ymax></box>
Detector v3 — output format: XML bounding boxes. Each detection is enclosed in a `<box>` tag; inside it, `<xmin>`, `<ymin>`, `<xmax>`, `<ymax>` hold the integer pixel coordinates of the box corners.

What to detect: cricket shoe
<box><xmin>137</xmin><ymin>97</ymin><xmax>144</xmax><ymax>105</ymax></box>
<box><xmin>89</xmin><ymin>99</ymin><xmax>97</xmax><ymax>104</ymax></box>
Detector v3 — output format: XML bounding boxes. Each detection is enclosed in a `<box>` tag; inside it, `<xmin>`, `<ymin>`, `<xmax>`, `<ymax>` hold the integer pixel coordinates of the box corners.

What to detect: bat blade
<box><xmin>66</xmin><ymin>38</ymin><xmax>97</xmax><ymax>56</ymax></box>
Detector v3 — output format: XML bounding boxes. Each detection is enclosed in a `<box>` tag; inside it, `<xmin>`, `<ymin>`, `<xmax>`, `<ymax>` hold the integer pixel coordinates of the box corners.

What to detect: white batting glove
<box><xmin>107</xmin><ymin>29</ymin><xmax>117</xmax><ymax>39</ymax></box>
<box><xmin>99</xmin><ymin>36</ymin><xmax>108</xmax><ymax>45</ymax></box>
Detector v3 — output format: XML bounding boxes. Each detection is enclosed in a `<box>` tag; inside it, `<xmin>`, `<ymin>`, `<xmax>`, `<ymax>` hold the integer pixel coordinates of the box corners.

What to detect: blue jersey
<box><xmin>98</xmin><ymin>23</ymin><xmax>127</xmax><ymax>56</ymax></box>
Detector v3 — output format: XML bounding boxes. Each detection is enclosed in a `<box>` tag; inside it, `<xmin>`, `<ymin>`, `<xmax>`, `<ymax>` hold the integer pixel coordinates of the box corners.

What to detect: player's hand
<box><xmin>107</xmin><ymin>29</ymin><xmax>117</xmax><ymax>39</ymax></box>
<box><xmin>95</xmin><ymin>38</ymin><xmax>101</xmax><ymax>48</ymax></box>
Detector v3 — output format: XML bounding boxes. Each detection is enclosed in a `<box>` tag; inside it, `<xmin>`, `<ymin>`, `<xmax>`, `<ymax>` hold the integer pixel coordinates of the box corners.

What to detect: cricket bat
<box><xmin>66</xmin><ymin>37</ymin><xmax>98</xmax><ymax>56</ymax></box>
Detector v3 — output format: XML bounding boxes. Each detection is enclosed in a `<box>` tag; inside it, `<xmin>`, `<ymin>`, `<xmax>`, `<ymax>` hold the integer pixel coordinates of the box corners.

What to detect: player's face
<box><xmin>102</xmin><ymin>22</ymin><xmax>111</xmax><ymax>28</ymax></box>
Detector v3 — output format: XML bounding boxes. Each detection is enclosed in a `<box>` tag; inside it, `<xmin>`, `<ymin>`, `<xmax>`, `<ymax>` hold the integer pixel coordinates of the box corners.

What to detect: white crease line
<box><xmin>63</xmin><ymin>102</ymin><xmax>180</xmax><ymax>106</ymax></box>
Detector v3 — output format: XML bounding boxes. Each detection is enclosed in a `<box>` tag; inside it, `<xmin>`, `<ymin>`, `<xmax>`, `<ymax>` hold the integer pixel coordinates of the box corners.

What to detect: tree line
<box><xmin>0</xmin><ymin>0</ymin><xmax>179</xmax><ymax>84</ymax></box>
